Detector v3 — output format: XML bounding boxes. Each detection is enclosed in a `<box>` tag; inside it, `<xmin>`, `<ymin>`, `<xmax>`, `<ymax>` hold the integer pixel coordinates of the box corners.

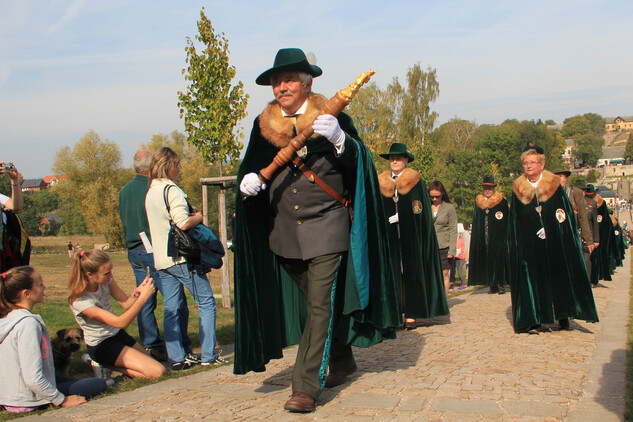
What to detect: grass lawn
<box><xmin>0</xmin><ymin>236</ymin><xmax>236</xmax><ymax>421</ymax></box>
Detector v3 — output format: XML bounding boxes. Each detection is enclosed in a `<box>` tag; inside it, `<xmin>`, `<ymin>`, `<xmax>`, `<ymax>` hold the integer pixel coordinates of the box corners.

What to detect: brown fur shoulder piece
<box><xmin>258</xmin><ymin>93</ymin><xmax>327</xmax><ymax>148</ymax></box>
<box><xmin>475</xmin><ymin>191</ymin><xmax>504</xmax><ymax>210</ymax></box>
<box><xmin>594</xmin><ymin>193</ymin><xmax>604</xmax><ymax>208</ymax></box>
<box><xmin>378</xmin><ymin>168</ymin><xmax>421</xmax><ymax>197</ymax></box>
<box><xmin>513</xmin><ymin>170</ymin><xmax>560</xmax><ymax>205</ymax></box>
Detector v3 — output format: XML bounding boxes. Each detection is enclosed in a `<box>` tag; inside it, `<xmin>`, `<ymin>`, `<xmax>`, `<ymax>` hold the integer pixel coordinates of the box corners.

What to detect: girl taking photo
<box><xmin>0</xmin><ymin>266</ymin><xmax>106</xmax><ymax>413</ymax></box>
<box><xmin>68</xmin><ymin>250</ymin><xmax>166</xmax><ymax>379</ymax></box>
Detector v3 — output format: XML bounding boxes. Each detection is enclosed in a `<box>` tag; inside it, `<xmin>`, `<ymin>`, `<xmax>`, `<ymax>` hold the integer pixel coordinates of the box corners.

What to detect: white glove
<box><xmin>313</xmin><ymin>114</ymin><xmax>345</xmax><ymax>148</ymax></box>
<box><xmin>388</xmin><ymin>213</ymin><xmax>399</xmax><ymax>224</ymax></box>
<box><xmin>240</xmin><ymin>172</ymin><xmax>266</xmax><ymax>197</ymax></box>
<box><xmin>536</xmin><ymin>227</ymin><xmax>546</xmax><ymax>239</ymax></box>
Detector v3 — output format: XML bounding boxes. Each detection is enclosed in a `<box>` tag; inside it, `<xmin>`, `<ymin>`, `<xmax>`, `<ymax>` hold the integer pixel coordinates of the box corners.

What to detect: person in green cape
<box><xmin>377</xmin><ymin>143</ymin><xmax>448</xmax><ymax>330</ymax></box>
<box><xmin>468</xmin><ymin>176</ymin><xmax>510</xmax><ymax>294</ymax></box>
<box><xmin>234</xmin><ymin>48</ymin><xmax>400</xmax><ymax>413</ymax></box>
<box><xmin>587</xmin><ymin>185</ymin><xmax>615</xmax><ymax>283</ymax></box>
<box><xmin>509</xmin><ymin>145</ymin><xmax>598</xmax><ymax>333</ymax></box>
<box><xmin>573</xmin><ymin>179</ymin><xmax>600</xmax><ymax>286</ymax></box>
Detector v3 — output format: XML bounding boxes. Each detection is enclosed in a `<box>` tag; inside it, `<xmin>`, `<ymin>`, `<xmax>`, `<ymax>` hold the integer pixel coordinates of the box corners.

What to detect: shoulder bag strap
<box><xmin>292</xmin><ymin>156</ymin><xmax>353</xmax><ymax>220</ymax></box>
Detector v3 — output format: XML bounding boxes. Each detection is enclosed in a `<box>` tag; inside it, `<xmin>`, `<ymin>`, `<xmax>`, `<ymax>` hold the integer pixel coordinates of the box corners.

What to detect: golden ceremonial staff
<box><xmin>258</xmin><ymin>70</ymin><xmax>376</xmax><ymax>184</ymax></box>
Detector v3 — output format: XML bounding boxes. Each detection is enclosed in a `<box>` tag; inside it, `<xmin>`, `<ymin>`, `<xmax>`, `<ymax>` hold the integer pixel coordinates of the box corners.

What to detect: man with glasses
<box><xmin>508</xmin><ymin>145</ymin><xmax>598</xmax><ymax>333</ymax></box>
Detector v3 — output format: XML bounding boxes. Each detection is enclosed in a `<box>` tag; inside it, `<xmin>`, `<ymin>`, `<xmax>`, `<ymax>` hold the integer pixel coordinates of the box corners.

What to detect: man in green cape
<box><xmin>588</xmin><ymin>185</ymin><xmax>614</xmax><ymax>282</ymax></box>
<box><xmin>468</xmin><ymin>176</ymin><xmax>510</xmax><ymax>294</ymax></box>
<box><xmin>377</xmin><ymin>143</ymin><xmax>448</xmax><ymax>329</ymax></box>
<box><xmin>234</xmin><ymin>48</ymin><xmax>400</xmax><ymax>413</ymax></box>
<box><xmin>509</xmin><ymin>146</ymin><xmax>598</xmax><ymax>333</ymax></box>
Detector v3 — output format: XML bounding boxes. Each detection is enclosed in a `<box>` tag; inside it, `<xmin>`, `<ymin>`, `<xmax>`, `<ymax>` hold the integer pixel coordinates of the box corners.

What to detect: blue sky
<box><xmin>1</xmin><ymin>0</ymin><xmax>632</xmax><ymax>178</ymax></box>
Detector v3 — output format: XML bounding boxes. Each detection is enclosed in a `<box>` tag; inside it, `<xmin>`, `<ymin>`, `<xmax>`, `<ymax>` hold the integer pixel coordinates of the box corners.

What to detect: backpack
<box><xmin>0</xmin><ymin>209</ymin><xmax>31</xmax><ymax>272</ymax></box>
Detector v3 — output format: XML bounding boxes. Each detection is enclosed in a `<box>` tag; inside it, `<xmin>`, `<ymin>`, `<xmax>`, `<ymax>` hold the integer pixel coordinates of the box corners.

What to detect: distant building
<box><xmin>596</xmin><ymin>185</ymin><xmax>617</xmax><ymax>207</ymax></box>
<box><xmin>43</xmin><ymin>175</ymin><xmax>67</xmax><ymax>186</ymax></box>
<box><xmin>21</xmin><ymin>174</ymin><xmax>67</xmax><ymax>192</ymax></box>
<box><xmin>21</xmin><ymin>178</ymin><xmax>47</xmax><ymax>191</ymax></box>
<box><xmin>39</xmin><ymin>213</ymin><xmax>64</xmax><ymax>234</ymax></box>
<box><xmin>562</xmin><ymin>138</ymin><xmax>575</xmax><ymax>166</ymax></box>
<box><xmin>605</xmin><ymin>116</ymin><xmax>633</xmax><ymax>132</ymax></box>
<box><xmin>597</xmin><ymin>146</ymin><xmax>626</xmax><ymax>166</ymax></box>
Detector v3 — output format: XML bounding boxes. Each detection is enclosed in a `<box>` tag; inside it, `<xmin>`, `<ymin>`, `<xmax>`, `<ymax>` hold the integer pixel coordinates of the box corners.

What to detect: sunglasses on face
<box><xmin>430</xmin><ymin>195</ymin><xmax>441</xmax><ymax>199</ymax></box>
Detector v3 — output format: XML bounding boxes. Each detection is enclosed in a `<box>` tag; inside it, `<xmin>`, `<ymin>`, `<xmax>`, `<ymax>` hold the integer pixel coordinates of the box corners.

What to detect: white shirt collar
<box><xmin>527</xmin><ymin>172</ymin><xmax>543</xmax><ymax>189</ymax></box>
<box><xmin>391</xmin><ymin>170</ymin><xmax>405</xmax><ymax>179</ymax></box>
<box><xmin>281</xmin><ymin>99</ymin><xmax>308</xmax><ymax>117</ymax></box>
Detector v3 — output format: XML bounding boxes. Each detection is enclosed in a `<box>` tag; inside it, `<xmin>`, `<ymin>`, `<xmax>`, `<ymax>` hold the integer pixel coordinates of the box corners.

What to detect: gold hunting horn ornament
<box><xmin>258</xmin><ymin>70</ymin><xmax>376</xmax><ymax>183</ymax></box>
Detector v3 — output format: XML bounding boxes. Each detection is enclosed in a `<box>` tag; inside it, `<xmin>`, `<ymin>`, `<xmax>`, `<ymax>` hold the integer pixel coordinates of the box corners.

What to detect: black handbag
<box><xmin>163</xmin><ymin>185</ymin><xmax>201</xmax><ymax>259</ymax></box>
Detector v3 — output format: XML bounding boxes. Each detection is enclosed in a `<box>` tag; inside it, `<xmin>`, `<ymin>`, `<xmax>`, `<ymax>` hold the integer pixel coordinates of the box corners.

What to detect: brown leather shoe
<box><xmin>284</xmin><ymin>392</ymin><xmax>315</xmax><ymax>413</ymax></box>
<box><xmin>325</xmin><ymin>363</ymin><xmax>357</xmax><ymax>388</ymax></box>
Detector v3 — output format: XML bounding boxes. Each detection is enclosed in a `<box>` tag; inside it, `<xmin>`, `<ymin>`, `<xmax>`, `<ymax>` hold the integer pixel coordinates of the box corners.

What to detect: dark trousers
<box><xmin>279</xmin><ymin>253</ymin><xmax>355</xmax><ymax>398</ymax></box>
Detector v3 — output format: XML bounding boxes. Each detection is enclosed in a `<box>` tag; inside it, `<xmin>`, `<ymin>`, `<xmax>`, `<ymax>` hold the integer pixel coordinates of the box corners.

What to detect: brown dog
<box><xmin>52</xmin><ymin>328</ymin><xmax>84</xmax><ymax>376</ymax></box>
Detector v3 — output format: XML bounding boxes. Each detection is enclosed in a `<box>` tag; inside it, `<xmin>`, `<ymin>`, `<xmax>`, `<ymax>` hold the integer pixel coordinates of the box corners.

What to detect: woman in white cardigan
<box><xmin>145</xmin><ymin>147</ymin><xmax>224</xmax><ymax>370</ymax></box>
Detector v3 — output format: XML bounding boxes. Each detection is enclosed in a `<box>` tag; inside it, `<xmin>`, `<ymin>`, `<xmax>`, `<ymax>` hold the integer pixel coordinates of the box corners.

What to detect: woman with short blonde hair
<box><xmin>509</xmin><ymin>144</ymin><xmax>598</xmax><ymax>333</ymax></box>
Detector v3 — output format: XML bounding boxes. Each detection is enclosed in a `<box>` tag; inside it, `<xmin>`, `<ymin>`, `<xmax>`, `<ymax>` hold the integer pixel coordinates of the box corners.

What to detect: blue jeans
<box><xmin>128</xmin><ymin>249</ymin><xmax>191</xmax><ymax>353</ymax></box>
<box><xmin>160</xmin><ymin>263</ymin><xmax>218</xmax><ymax>363</ymax></box>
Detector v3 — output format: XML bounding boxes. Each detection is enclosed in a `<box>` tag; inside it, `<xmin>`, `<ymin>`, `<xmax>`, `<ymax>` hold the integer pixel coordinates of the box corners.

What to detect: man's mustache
<box><xmin>277</xmin><ymin>92</ymin><xmax>293</xmax><ymax>100</ymax></box>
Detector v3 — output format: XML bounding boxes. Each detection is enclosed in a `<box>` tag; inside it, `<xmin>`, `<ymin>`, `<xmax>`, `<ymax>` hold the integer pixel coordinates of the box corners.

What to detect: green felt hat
<box><xmin>379</xmin><ymin>143</ymin><xmax>414</xmax><ymax>162</ymax></box>
<box><xmin>549</xmin><ymin>163</ymin><xmax>571</xmax><ymax>177</ymax></box>
<box><xmin>256</xmin><ymin>48</ymin><xmax>322</xmax><ymax>86</ymax></box>
<box><xmin>573</xmin><ymin>178</ymin><xmax>588</xmax><ymax>190</ymax></box>
<box><xmin>482</xmin><ymin>176</ymin><xmax>497</xmax><ymax>187</ymax></box>
<box><xmin>521</xmin><ymin>144</ymin><xmax>544</xmax><ymax>154</ymax></box>
<box><xmin>585</xmin><ymin>184</ymin><xmax>597</xmax><ymax>195</ymax></box>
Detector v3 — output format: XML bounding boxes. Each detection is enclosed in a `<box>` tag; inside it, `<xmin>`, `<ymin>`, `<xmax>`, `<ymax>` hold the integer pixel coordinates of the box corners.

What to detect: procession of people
<box><xmin>1</xmin><ymin>46</ymin><xmax>627</xmax><ymax>416</ymax></box>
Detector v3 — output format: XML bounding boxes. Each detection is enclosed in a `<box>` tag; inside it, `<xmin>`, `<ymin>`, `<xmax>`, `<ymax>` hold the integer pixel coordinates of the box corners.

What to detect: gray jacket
<box><xmin>0</xmin><ymin>309</ymin><xmax>65</xmax><ymax>407</ymax></box>
<box><xmin>268</xmin><ymin>138</ymin><xmax>357</xmax><ymax>260</ymax></box>
<box><xmin>433</xmin><ymin>202</ymin><xmax>458</xmax><ymax>255</ymax></box>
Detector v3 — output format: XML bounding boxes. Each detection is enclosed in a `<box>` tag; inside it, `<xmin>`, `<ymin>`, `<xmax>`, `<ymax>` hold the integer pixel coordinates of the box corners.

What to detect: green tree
<box><xmin>178</xmin><ymin>8</ymin><xmax>248</xmax><ymax>174</ymax></box>
<box><xmin>562</xmin><ymin>113</ymin><xmax>605</xmax><ymax>138</ymax></box>
<box><xmin>624</xmin><ymin>132</ymin><xmax>633</xmax><ymax>161</ymax></box>
<box><xmin>53</xmin><ymin>130</ymin><xmax>126</xmax><ymax>245</ymax></box>
<box><xmin>573</xmin><ymin>133</ymin><xmax>604</xmax><ymax>166</ymax></box>
<box><xmin>395</xmin><ymin>63</ymin><xmax>439</xmax><ymax>147</ymax></box>
<box><xmin>346</xmin><ymin>81</ymin><xmax>398</xmax><ymax>162</ymax></box>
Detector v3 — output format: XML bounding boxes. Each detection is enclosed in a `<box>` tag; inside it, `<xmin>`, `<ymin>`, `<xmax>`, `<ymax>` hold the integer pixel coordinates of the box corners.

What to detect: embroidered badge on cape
<box><xmin>495</xmin><ymin>211</ymin><xmax>504</xmax><ymax>220</ymax></box>
<box><xmin>615</xmin><ymin>230</ymin><xmax>620</xmax><ymax>236</ymax></box>
<box><xmin>555</xmin><ymin>208</ymin><xmax>566</xmax><ymax>223</ymax></box>
<box><xmin>597</xmin><ymin>215</ymin><xmax>603</xmax><ymax>223</ymax></box>
<box><xmin>412</xmin><ymin>200</ymin><xmax>422</xmax><ymax>214</ymax></box>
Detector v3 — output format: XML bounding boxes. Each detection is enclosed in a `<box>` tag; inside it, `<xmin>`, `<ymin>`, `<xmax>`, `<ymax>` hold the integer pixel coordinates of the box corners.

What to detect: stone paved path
<box><xmin>23</xmin><ymin>253</ymin><xmax>629</xmax><ymax>421</ymax></box>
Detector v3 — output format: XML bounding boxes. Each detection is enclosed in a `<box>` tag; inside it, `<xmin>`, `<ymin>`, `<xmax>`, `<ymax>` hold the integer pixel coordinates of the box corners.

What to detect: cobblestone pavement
<box><xmin>23</xmin><ymin>253</ymin><xmax>628</xmax><ymax>421</ymax></box>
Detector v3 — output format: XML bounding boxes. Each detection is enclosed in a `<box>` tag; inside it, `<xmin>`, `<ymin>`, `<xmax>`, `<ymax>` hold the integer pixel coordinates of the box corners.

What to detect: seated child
<box><xmin>0</xmin><ymin>266</ymin><xmax>107</xmax><ymax>413</ymax></box>
<box><xmin>68</xmin><ymin>250</ymin><xmax>165</xmax><ymax>379</ymax></box>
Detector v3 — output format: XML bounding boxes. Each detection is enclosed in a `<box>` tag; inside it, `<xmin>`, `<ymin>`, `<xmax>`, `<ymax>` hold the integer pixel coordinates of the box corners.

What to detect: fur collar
<box><xmin>475</xmin><ymin>191</ymin><xmax>504</xmax><ymax>210</ymax></box>
<box><xmin>378</xmin><ymin>168</ymin><xmax>421</xmax><ymax>197</ymax></box>
<box><xmin>594</xmin><ymin>194</ymin><xmax>604</xmax><ymax>208</ymax></box>
<box><xmin>258</xmin><ymin>93</ymin><xmax>327</xmax><ymax>148</ymax></box>
<box><xmin>513</xmin><ymin>170</ymin><xmax>560</xmax><ymax>205</ymax></box>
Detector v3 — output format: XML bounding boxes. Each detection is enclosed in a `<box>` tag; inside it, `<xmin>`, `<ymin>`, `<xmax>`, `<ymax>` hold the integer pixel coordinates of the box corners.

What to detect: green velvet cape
<box><xmin>593</xmin><ymin>200</ymin><xmax>614</xmax><ymax>281</ymax></box>
<box><xmin>509</xmin><ymin>172</ymin><xmax>599</xmax><ymax>331</ymax></box>
<box><xmin>379</xmin><ymin>169</ymin><xmax>449</xmax><ymax>319</ymax></box>
<box><xmin>233</xmin><ymin>112</ymin><xmax>401</xmax><ymax>376</ymax></box>
<box><xmin>468</xmin><ymin>194</ymin><xmax>510</xmax><ymax>287</ymax></box>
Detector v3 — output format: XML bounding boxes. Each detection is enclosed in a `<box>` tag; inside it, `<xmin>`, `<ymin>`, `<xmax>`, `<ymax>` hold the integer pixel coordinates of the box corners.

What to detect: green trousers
<box><xmin>279</xmin><ymin>253</ymin><xmax>355</xmax><ymax>397</ymax></box>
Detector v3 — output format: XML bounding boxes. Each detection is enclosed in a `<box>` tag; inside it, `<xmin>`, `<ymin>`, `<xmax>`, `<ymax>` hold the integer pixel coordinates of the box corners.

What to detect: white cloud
<box><xmin>44</xmin><ymin>0</ymin><xmax>86</xmax><ymax>38</ymax></box>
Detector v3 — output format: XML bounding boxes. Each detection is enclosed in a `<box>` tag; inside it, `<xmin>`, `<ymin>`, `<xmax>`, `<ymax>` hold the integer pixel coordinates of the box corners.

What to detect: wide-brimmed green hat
<box><xmin>256</xmin><ymin>48</ymin><xmax>322</xmax><ymax>86</ymax></box>
<box><xmin>549</xmin><ymin>163</ymin><xmax>571</xmax><ymax>177</ymax></box>
<box><xmin>482</xmin><ymin>176</ymin><xmax>497</xmax><ymax>187</ymax></box>
<box><xmin>379</xmin><ymin>143</ymin><xmax>414</xmax><ymax>162</ymax></box>
<box><xmin>585</xmin><ymin>184</ymin><xmax>597</xmax><ymax>196</ymax></box>
<box><xmin>573</xmin><ymin>178</ymin><xmax>588</xmax><ymax>190</ymax></box>
<box><xmin>521</xmin><ymin>144</ymin><xmax>544</xmax><ymax>154</ymax></box>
